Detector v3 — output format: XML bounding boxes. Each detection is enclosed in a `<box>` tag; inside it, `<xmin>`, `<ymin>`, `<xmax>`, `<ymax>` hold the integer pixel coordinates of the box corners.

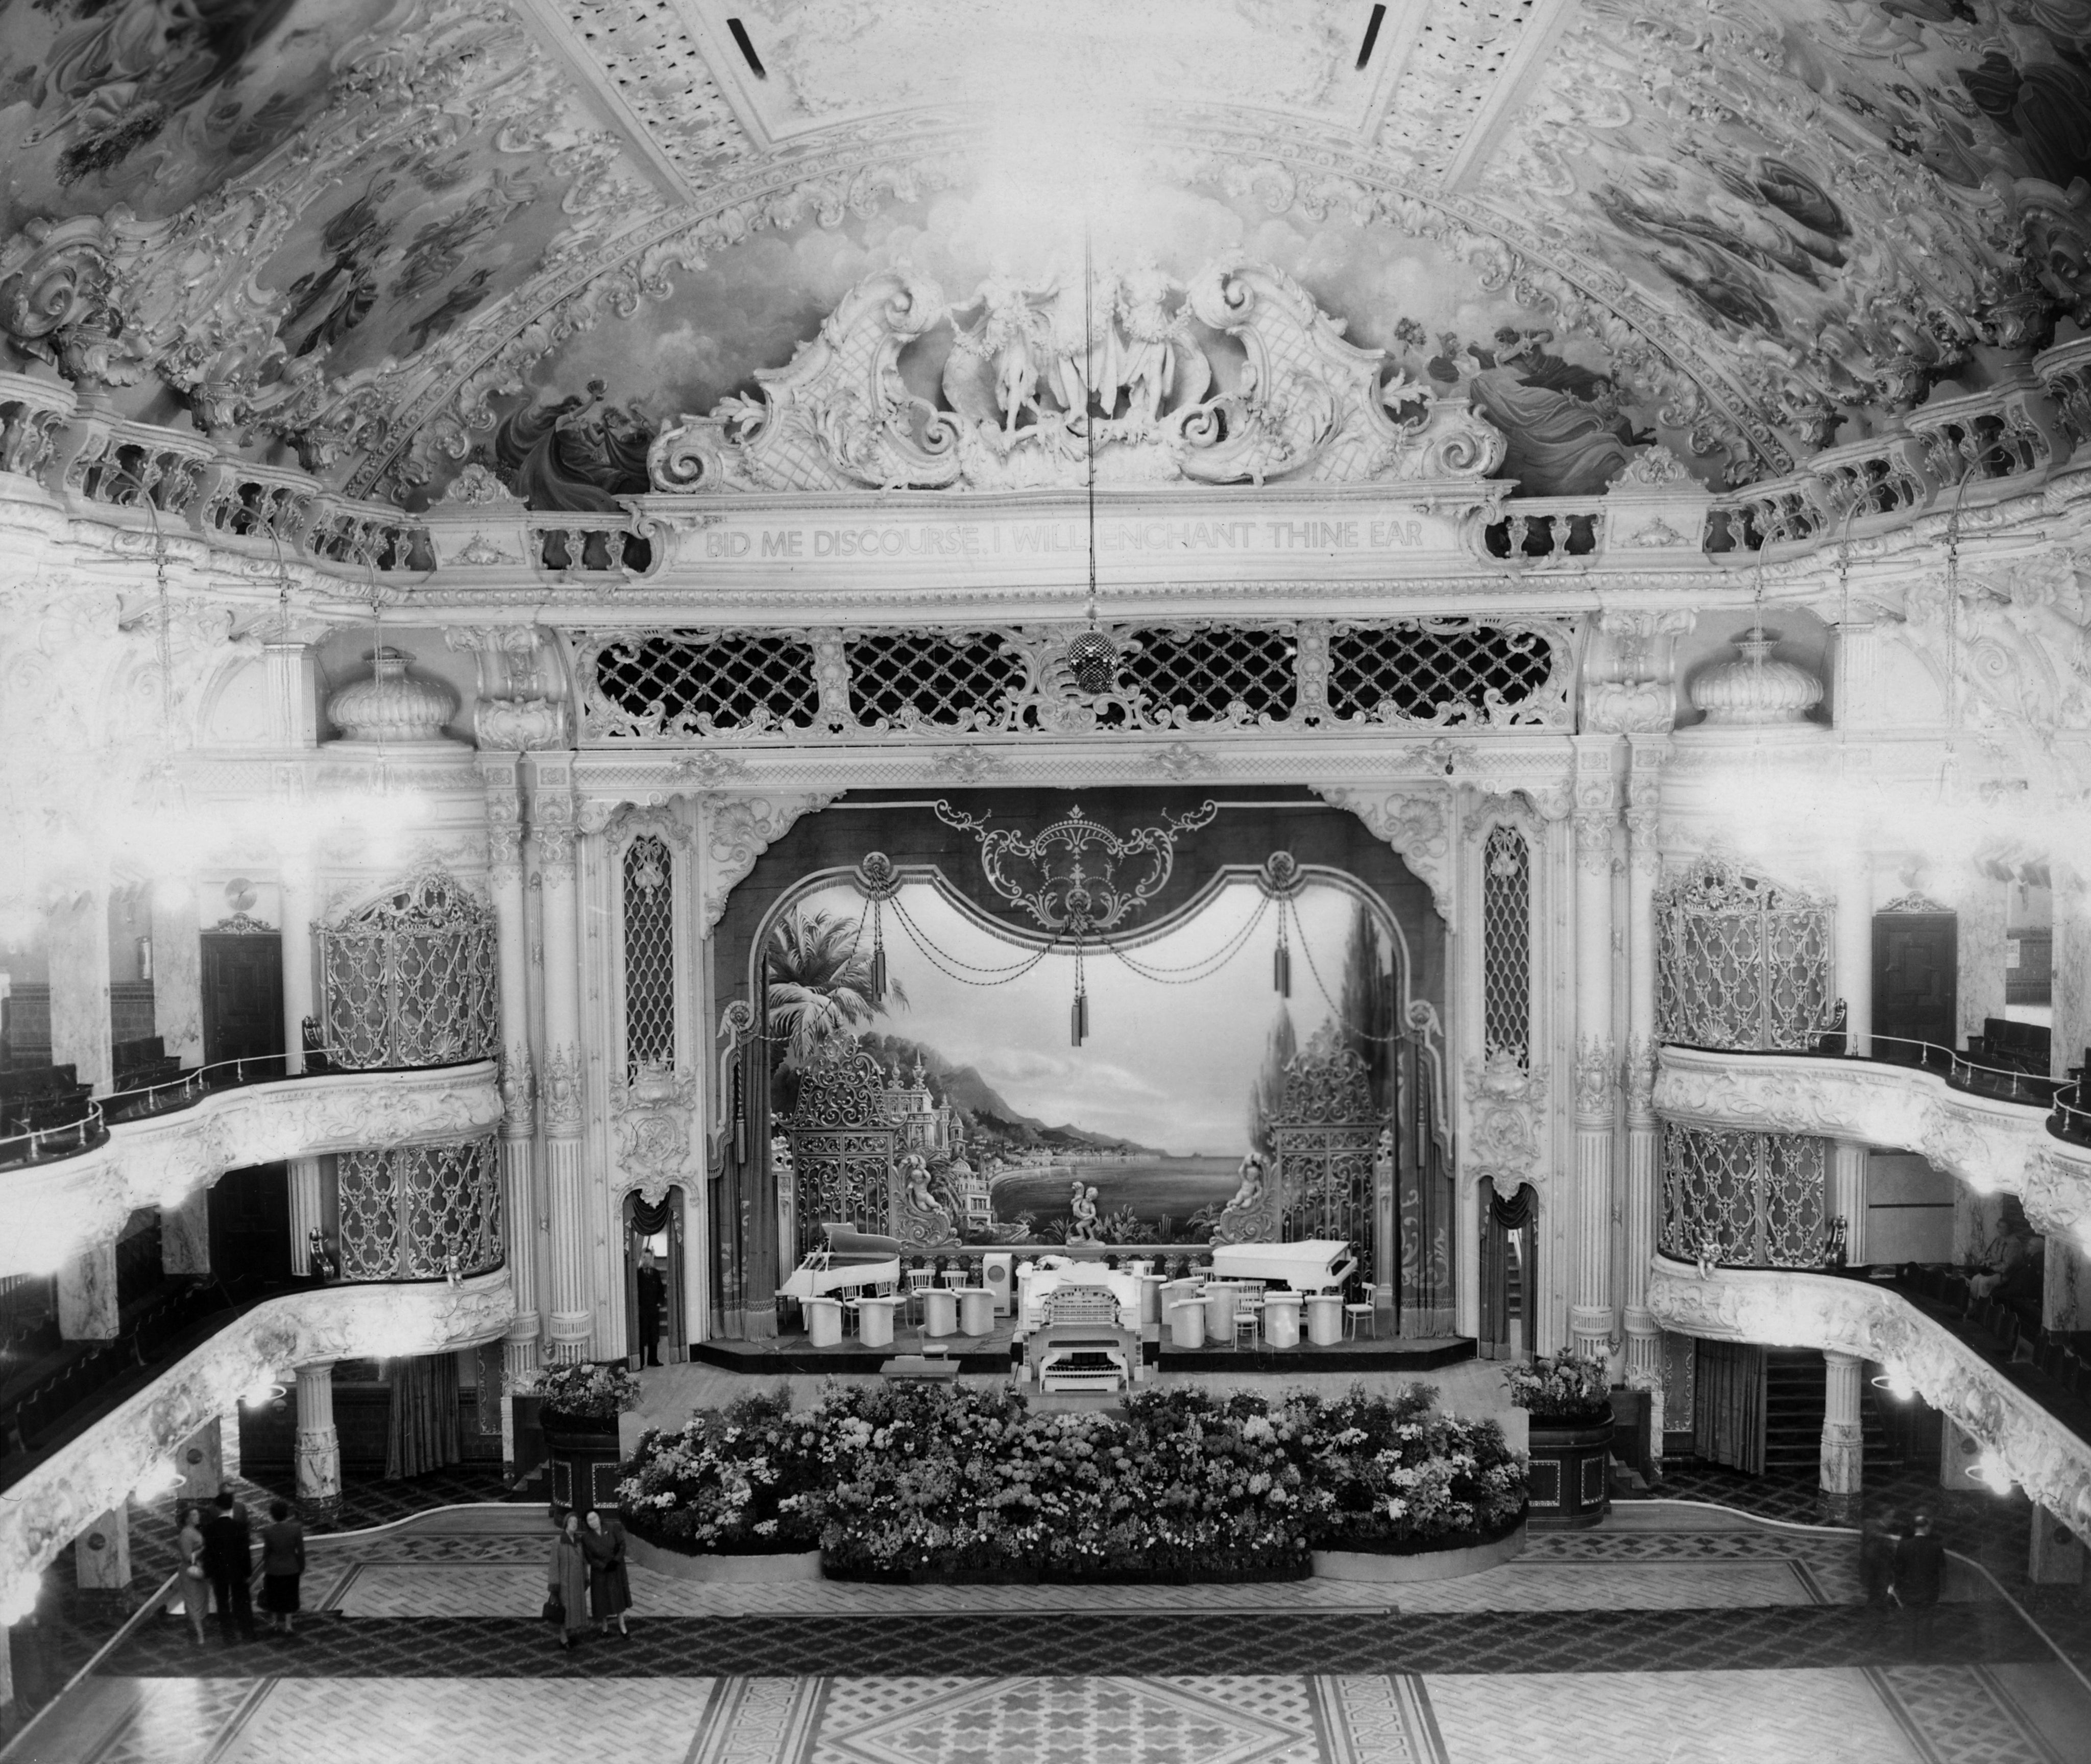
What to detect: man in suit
<box><xmin>201</xmin><ymin>1490</ymin><xmax>257</xmax><ymax>1643</ymax></box>
<box><xmin>635</xmin><ymin>1250</ymin><xmax>666</xmax><ymax>1368</ymax></box>
<box><xmin>1893</xmin><ymin>1509</ymin><xmax>1947</xmax><ymax>1658</ymax></box>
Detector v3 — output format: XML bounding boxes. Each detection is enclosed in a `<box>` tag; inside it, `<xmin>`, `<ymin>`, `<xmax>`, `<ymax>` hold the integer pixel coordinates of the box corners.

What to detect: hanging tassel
<box><xmin>1071</xmin><ymin>988</ymin><xmax>1089</xmax><ymax>1046</ymax></box>
<box><xmin>1273</xmin><ymin>943</ymin><xmax>1291</xmax><ymax>998</ymax></box>
<box><xmin>870</xmin><ymin>943</ymin><xmax>887</xmax><ymax>1005</ymax></box>
<box><xmin>732</xmin><ymin>1064</ymin><xmax>747</xmax><ymax>1164</ymax></box>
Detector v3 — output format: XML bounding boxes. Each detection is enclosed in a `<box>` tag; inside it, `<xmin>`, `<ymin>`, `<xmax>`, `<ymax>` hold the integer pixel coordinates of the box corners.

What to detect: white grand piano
<box><xmin>778</xmin><ymin>1223</ymin><xmax>904</xmax><ymax>1300</ymax></box>
<box><xmin>1207</xmin><ymin>1239</ymin><xmax>1357</xmax><ymax>1293</ymax></box>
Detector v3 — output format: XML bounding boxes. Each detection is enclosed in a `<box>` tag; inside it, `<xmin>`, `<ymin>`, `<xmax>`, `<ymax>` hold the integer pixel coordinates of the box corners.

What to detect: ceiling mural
<box><xmin>0</xmin><ymin>0</ymin><xmax>2082</xmax><ymax>496</ymax></box>
<box><xmin>1481</xmin><ymin>0</ymin><xmax>2089</xmax><ymax>445</ymax></box>
<box><xmin>429</xmin><ymin>185</ymin><xmax>1680</xmax><ymax>509</ymax></box>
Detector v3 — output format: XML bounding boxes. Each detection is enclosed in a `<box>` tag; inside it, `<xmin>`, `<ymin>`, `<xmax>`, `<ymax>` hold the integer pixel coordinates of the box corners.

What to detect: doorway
<box><xmin>1479</xmin><ymin>1182</ymin><xmax>1536</xmax><ymax>1359</ymax></box>
<box><xmin>623</xmin><ymin>1188</ymin><xmax>687</xmax><ymax>1368</ymax></box>
<box><xmin>1873</xmin><ymin>910</ymin><xmax>1956</xmax><ymax>1060</ymax></box>
<box><xmin>201</xmin><ymin>932</ymin><xmax>283</xmax><ymax>1067</ymax></box>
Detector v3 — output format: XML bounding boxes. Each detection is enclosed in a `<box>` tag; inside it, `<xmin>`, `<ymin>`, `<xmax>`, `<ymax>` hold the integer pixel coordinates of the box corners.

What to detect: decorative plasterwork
<box><xmin>0</xmin><ymin>1063</ymin><xmax>502</xmax><ymax>1281</ymax></box>
<box><xmin>1653</xmin><ymin>1044</ymin><xmax>2091</xmax><ymax>1247</ymax></box>
<box><xmin>1311</xmin><ymin>786</ymin><xmax>1452</xmax><ymax>923</ymax></box>
<box><xmin>698</xmin><ymin>791</ymin><xmax>839</xmax><ymax>932</ymax></box>
<box><xmin>1463</xmin><ymin>1048</ymin><xmax>1548</xmax><ymax>1199</ymax></box>
<box><xmin>0</xmin><ymin>1272</ymin><xmax>512</xmax><ymax>1602</ymax></box>
<box><xmin>648</xmin><ymin>261</ymin><xmax>1505</xmax><ymax>494</ymax></box>
<box><xmin>1647</xmin><ymin>1257</ymin><xmax>2091</xmax><ymax>1532</ymax></box>
<box><xmin>610</xmin><ymin>1062</ymin><xmax>700</xmax><ymax>1206</ymax></box>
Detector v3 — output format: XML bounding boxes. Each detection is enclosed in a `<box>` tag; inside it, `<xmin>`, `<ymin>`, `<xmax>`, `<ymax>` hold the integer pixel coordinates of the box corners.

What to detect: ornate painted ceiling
<box><xmin>0</xmin><ymin>0</ymin><xmax>2082</xmax><ymax>507</ymax></box>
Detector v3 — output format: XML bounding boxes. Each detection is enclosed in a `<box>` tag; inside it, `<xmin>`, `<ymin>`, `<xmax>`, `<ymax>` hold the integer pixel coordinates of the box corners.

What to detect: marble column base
<box><xmin>295</xmin><ymin>1426</ymin><xmax>341</xmax><ymax>1517</ymax></box>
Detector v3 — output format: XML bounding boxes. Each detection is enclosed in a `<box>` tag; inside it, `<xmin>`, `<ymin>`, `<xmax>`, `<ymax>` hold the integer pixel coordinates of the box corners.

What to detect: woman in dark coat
<box><xmin>547</xmin><ymin>1513</ymin><xmax>591</xmax><ymax>1650</ymax></box>
<box><xmin>258</xmin><ymin>1500</ymin><xmax>305</xmax><ymax>1634</ymax></box>
<box><xmin>581</xmin><ymin>1508</ymin><xmax>631</xmax><ymax>1638</ymax></box>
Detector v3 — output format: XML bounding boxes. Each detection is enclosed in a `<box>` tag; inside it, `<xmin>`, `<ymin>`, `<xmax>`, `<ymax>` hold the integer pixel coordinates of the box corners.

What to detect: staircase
<box><xmin>1763</xmin><ymin>1348</ymin><xmax>1899</xmax><ymax>1473</ymax></box>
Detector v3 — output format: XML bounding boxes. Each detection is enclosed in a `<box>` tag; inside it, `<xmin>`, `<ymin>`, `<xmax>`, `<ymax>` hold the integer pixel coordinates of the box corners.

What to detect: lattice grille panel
<box><xmin>318</xmin><ymin>874</ymin><xmax>498</xmax><ymax>1068</ymax></box>
<box><xmin>1656</xmin><ymin>856</ymin><xmax>1834</xmax><ymax>1051</ymax></box>
<box><xmin>338</xmin><ymin>1135</ymin><xmax>502</xmax><ymax>1281</ymax></box>
<box><xmin>1272</xmin><ymin>1125</ymin><xmax>1377</xmax><ymax>1292</ymax></box>
<box><xmin>592</xmin><ymin>632</ymin><xmax>818</xmax><ymax>737</ymax></box>
<box><xmin>846</xmin><ymin>630</ymin><xmax>1027</xmax><ymax>729</ymax></box>
<box><xmin>1328</xmin><ymin>622</ymin><xmax>1562</xmax><ymax>726</ymax></box>
<box><xmin>1660</xmin><ymin>1123</ymin><xmax>1830</xmax><ymax>1268</ymax></box>
<box><xmin>1125</xmin><ymin>626</ymin><xmax>1297</xmax><ymax>725</ymax></box>
<box><xmin>623</xmin><ymin>836</ymin><xmax>675</xmax><ymax>1079</ymax></box>
<box><xmin>1481</xmin><ymin>825</ymin><xmax>1531</xmax><ymax>1065</ymax></box>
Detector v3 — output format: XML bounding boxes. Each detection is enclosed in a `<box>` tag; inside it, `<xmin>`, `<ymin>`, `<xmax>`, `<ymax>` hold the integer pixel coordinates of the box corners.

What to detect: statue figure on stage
<box><xmin>1224</xmin><ymin>1152</ymin><xmax>1266</xmax><ymax>1214</ymax></box>
<box><xmin>1065</xmin><ymin>1180</ymin><xmax>1102</xmax><ymax>1243</ymax></box>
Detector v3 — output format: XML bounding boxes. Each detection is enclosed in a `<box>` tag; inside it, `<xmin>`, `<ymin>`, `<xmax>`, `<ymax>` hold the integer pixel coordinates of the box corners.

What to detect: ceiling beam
<box><xmin>507</xmin><ymin>0</ymin><xmax>702</xmax><ymax>204</ymax></box>
<box><xmin>1441</xmin><ymin>0</ymin><xmax>1583</xmax><ymax>192</ymax></box>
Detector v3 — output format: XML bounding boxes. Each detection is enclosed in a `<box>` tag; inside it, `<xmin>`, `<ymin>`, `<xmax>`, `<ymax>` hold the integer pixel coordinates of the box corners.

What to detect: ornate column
<box><xmin>47</xmin><ymin>878</ymin><xmax>111</xmax><ymax>1093</ymax></box>
<box><xmin>57</xmin><ymin>1241</ymin><xmax>117</xmax><ymax>1341</ymax></box>
<box><xmin>480</xmin><ymin>750</ymin><xmax>542</xmax><ymax>1421</ymax></box>
<box><xmin>1571</xmin><ymin>735</ymin><xmax>1621</xmax><ymax>1365</ymax></box>
<box><xmin>530</xmin><ymin>754</ymin><xmax>590</xmax><ymax>1364</ymax></box>
<box><xmin>73</xmin><ymin>1504</ymin><xmax>129</xmax><ymax>1591</ymax></box>
<box><xmin>294</xmin><ymin>1362</ymin><xmax>341</xmax><ymax>1517</ymax></box>
<box><xmin>2054</xmin><ymin>862</ymin><xmax>2091</xmax><ymax>1083</ymax></box>
<box><xmin>1834</xmin><ymin>852</ymin><xmax>1873</xmax><ymax>1056</ymax></box>
<box><xmin>1820</xmin><ymin>1348</ymin><xmax>1864</xmax><ymax>1522</ymax></box>
<box><xmin>1957</xmin><ymin>869</ymin><xmax>2010</xmax><ymax>1052</ymax></box>
<box><xmin>148</xmin><ymin>882</ymin><xmax>202</xmax><ymax>1067</ymax></box>
<box><xmin>1621</xmin><ymin>735</ymin><xmax>1666</xmax><ymax>1387</ymax></box>
<box><xmin>281</xmin><ymin>859</ymin><xmax>321</xmax><ymax>1275</ymax></box>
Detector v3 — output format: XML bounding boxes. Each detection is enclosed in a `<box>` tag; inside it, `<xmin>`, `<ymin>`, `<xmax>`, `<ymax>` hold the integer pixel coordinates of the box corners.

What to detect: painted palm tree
<box><xmin>765</xmin><ymin>906</ymin><xmax>907</xmax><ymax>1064</ymax></box>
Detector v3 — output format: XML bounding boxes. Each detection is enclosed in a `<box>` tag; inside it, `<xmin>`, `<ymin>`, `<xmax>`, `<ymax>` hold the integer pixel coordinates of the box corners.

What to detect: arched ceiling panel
<box><xmin>0</xmin><ymin>0</ymin><xmax>2076</xmax><ymax>499</ymax></box>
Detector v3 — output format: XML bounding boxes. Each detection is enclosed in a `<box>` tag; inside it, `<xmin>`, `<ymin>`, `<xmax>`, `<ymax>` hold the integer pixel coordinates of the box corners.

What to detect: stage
<box><xmin>691</xmin><ymin>1318</ymin><xmax>1476</xmax><ymax>1378</ymax></box>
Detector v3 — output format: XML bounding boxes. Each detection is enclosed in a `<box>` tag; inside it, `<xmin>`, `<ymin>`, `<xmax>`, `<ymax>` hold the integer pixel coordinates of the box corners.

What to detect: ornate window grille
<box><xmin>317</xmin><ymin>873</ymin><xmax>498</xmax><ymax>1068</ymax></box>
<box><xmin>1327</xmin><ymin>622</ymin><xmax>1568</xmax><ymax>726</ymax></box>
<box><xmin>1124</xmin><ymin>626</ymin><xmax>1297</xmax><ymax>726</ymax></box>
<box><xmin>782</xmin><ymin>1036</ymin><xmax>895</xmax><ymax>1258</ymax></box>
<box><xmin>569</xmin><ymin>619</ymin><xmax>1571</xmax><ymax>743</ymax></box>
<box><xmin>623</xmin><ymin>836</ymin><xmax>675</xmax><ymax>1080</ymax></box>
<box><xmin>584</xmin><ymin>631</ymin><xmax>820</xmax><ymax>738</ymax></box>
<box><xmin>1659</xmin><ymin>1123</ymin><xmax>1828</xmax><ymax>1267</ymax></box>
<box><xmin>334</xmin><ymin>1134</ymin><xmax>502</xmax><ymax>1280</ymax></box>
<box><xmin>1655</xmin><ymin>854</ymin><xmax>1833</xmax><ymax>1050</ymax></box>
<box><xmin>1481</xmin><ymin>825</ymin><xmax>1531</xmax><ymax>1066</ymax></box>
<box><xmin>846</xmin><ymin>631</ymin><xmax>1027</xmax><ymax>730</ymax></box>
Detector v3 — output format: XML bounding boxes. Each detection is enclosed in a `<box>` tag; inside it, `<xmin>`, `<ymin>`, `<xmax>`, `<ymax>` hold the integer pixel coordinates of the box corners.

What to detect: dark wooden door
<box><xmin>208</xmin><ymin>1163</ymin><xmax>291</xmax><ymax>1292</ymax></box>
<box><xmin>201</xmin><ymin>934</ymin><xmax>283</xmax><ymax>1067</ymax></box>
<box><xmin>624</xmin><ymin>1189</ymin><xmax>688</xmax><ymax>1366</ymax></box>
<box><xmin>1873</xmin><ymin>913</ymin><xmax>1957</xmax><ymax>1057</ymax></box>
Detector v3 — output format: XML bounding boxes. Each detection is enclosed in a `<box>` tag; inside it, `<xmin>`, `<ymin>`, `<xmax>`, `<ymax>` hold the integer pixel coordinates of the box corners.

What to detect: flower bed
<box><xmin>1501</xmin><ymin>1348</ymin><xmax>1613</xmax><ymax>1428</ymax></box>
<box><xmin>616</xmin><ymin>1380</ymin><xmax>1526</xmax><ymax>1582</ymax></box>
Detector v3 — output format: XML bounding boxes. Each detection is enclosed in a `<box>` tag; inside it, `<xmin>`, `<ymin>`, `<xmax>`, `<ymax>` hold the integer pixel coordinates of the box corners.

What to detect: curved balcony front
<box><xmin>1654</xmin><ymin>1044</ymin><xmax>2091</xmax><ymax>1248</ymax></box>
<box><xmin>1646</xmin><ymin>1256</ymin><xmax>2091</xmax><ymax>1532</ymax></box>
<box><xmin>0</xmin><ymin>1270</ymin><xmax>512</xmax><ymax>1601</ymax></box>
<box><xmin>0</xmin><ymin>1062</ymin><xmax>500</xmax><ymax>1279</ymax></box>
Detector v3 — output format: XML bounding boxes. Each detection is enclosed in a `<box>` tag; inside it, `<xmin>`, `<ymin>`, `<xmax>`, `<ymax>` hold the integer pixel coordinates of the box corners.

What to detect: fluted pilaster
<box><xmin>1622</xmin><ymin>733</ymin><xmax>1665</xmax><ymax>1384</ymax></box>
<box><xmin>1571</xmin><ymin>734</ymin><xmax>1620</xmax><ymax>1363</ymax></box>
<box><xmin>1821</xmin><ymin>1348</ymin><xmax>1865</xmax><ymax>1520</ymax></box>
<box><xmin>480</xmin><ymin>753</ymin><xmax>541</xmax><ymax>1374</ymax></box>
<box><xmin>529</xmin><ymin>757</ymin><xmax>589</xmax><ymax>1364</ymax></box>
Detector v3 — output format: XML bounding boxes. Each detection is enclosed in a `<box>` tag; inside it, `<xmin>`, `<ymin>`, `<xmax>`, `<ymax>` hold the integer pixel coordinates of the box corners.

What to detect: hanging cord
<box><xmin>888</xmin><ymin>893</ymin><xmax>1062</xmax><ymax>986</ymax></box>
<box><xmin>1103</xmin><ymin>890</ymin><xmax>1270</xmax><ymax>985</ymax></box>
<box><xmin>1273</xmin><ymin>892</ymin><xmax>1292</xmax><ymax>998</ymax></box>
<box><xmin>1292</xmin><ymin>906</ymin><xmax>1412</xmax><ymax>1043</ymax></box>
<box><xmin>1084</xmin><ymin>227</ymin><xmax>1098</xmax><ymax>631</ymax></box>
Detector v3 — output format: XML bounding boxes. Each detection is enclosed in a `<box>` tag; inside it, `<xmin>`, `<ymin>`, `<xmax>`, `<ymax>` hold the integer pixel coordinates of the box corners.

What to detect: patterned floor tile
<box><xmin>210</xmin><ymin>1678</ymin><xmax>716</xmax><ymax>1764</ymax></box>
<box><xmin>1391</xmin><ymin>1560</ymin><xmax>1815</xmax><ymax>1614</ymax></box>
<box><xmin>92</xmin><ymin>1604</ymin><xmax>2054</xmax><ymax>1682</ymax></box>
<box><xmin>1873</xmin><ymin>1666</ymin><xmax>2066</xmax><ymax>1764</ymax></box>
<box><xmin>808</xmin><ymin>1677</ymin><xmax>1324</xmax><ymax>1764</ymax></box>
<box><xmin>1421</xmin><ymin>1669</ymin><xmax>1923</xmax><ymax>1764</ymax></box>
<box><xmin>52</xmin><ymin>1677</ymin><xmax>259</xmax><ymax>1764</ymax></box>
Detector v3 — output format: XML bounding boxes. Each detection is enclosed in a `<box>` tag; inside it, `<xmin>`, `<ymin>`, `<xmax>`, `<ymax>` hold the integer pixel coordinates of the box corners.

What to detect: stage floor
<box><xmin>691</xmin><ymin>1318</ymin><xmax>1476</xmax><ymax>1378</ymax></box>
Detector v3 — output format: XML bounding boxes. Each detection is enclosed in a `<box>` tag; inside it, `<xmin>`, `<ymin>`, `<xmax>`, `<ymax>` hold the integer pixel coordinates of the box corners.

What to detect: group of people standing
<box><xmin>546</xmin><ymin>1508</ymin><xmax>632</xmax><ymax>1649</ymax></box>
<box><xmin>172</xmin><ymin>1486</ymin><xmax>304</xmax><ymax>1645</ymax></box>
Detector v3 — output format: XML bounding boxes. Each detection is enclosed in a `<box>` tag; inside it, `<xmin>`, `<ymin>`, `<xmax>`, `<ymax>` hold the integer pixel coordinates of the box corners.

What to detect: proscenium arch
<box><xmin>701</xmin><ymin>785</ymin><xmax>1449</xmax><ymax>1339</ymax></box>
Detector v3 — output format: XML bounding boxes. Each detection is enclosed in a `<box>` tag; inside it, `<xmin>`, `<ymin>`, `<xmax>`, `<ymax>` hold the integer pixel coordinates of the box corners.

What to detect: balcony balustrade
<box><xmin>1647</xmin><ymin>1256</ymin><xmax>2091</xmax><ymax>1534</ymax></box>
<box><xmin>0</xmin><ymin>1061</ymin><xmax>499</xmax><ymax>1280</ymax></box>
<box><xmin>1655</xmin><ymin>1043</ymin><xmax>2091</xmax><ymax>1252</ymax></box>
<box><xmin>0</xmin><ymin>1270</ymin><xmax>511</xmax><ymax>1605</ymax></box>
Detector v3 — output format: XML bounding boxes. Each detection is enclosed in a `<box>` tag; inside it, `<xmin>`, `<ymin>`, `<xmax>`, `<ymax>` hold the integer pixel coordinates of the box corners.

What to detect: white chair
<box><xmin>1344</xmin><ymin>1302</ymin><xmax>1377</xmax><ymax>1340</ymax></box>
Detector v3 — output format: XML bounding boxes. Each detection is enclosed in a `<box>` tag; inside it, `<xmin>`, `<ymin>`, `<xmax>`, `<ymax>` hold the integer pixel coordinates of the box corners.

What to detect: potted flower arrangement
<box><xmin>532</xmin><ymin>1361</ymin><xmax>642</xmax><ymax>1517</ymax></box>
<box><xmin>617</xmin><ymin>1387</ymin><xmax>824</xmax><ymax>1570</ymax></box>
<box><xmin>1503</xmin><ymin>1349</ymin><xmax>1613</xmax><ymax>1527</ymax></box>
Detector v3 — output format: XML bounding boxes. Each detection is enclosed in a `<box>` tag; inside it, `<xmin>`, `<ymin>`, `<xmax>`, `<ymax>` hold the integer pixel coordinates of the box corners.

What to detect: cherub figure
<box><xmin>1065</xmin><ymin>1180</ymin><xmax>1102</xmax><ymax>1242</ymax></box>
<box><xmin>1106</xmin><ymin>255</ymin><xmax>1184</xmax><ymax>429</ymax></box>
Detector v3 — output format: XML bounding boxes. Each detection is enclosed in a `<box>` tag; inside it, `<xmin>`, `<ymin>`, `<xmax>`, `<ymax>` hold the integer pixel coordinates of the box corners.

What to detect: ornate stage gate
<box><xmin>780</xmin><ymin>1038</ymin><xmax>895</xmax><ymax>1258</ymax></box>
<box><xmin>1269</xmin><ymin>1030</ymin><xmax>1382</xmax><ymax>1298</ymax></box>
